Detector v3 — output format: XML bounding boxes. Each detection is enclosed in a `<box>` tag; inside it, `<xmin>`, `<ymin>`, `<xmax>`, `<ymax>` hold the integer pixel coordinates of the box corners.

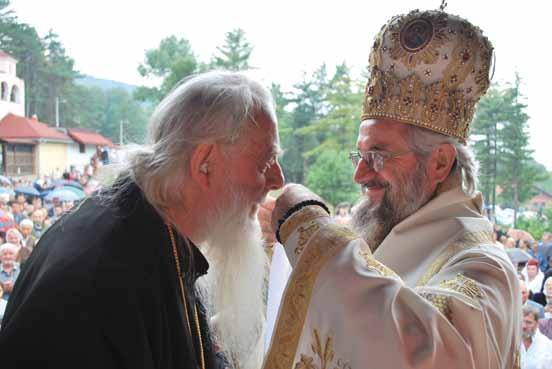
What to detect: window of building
<box><xmin>1</xmin><ymin>82</ymin><xmax>8</xmax><ymax>100</ymax></box>
<box><xmin>10</xmin><ymin>85</ymin><xmax>19</xmax><ymax>103</ymax></box>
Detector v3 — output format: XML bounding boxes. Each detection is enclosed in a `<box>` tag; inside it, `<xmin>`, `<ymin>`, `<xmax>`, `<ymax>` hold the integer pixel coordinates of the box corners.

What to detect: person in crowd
<box><xmin>50</xmin><ymin>204</ymin><xmax>64</xmax><ymax>223</ymax></box>
<box><xmin>8</xmin><ymin>201</ymin><xmax>24</xmax><ymax>225</ymax></box>
<box><xmin>15</xmin><ymin>194</ymin><xmax>26</xmax><ymax>208</ymax></box>
<box><xmin>520</xmin><ymin>306</ymin><xmax>552</xmax><ymax>369</ymax></box>
<box><xmin>503</xmin><ymin>236</ymin><xmax>517</xmax><ymax>249</ymax></box>
<box><xmin>19</xmin><ymin>219</ymin><xmax>36</xmax><ymax>252</ymax></box>
<box><xmin>0</xmin><ymin>71</ymin><xmax>284</xmax><ymax>369</ymax></box>
<box><xmin>541</xmin><ymin>233</ymin><xmax>552</xmax><ymax>272</ymax></box>
<box><xmin>521</xmin><ymin>279</ymin><xmax>545</xmax><ymax>319</ymax></box>
<box><xmin>61</xmin><ymin>200</ymin><xmax>75</xmax><ymax>214</ymax></box>
<box><xmin>334</xmin><ymin>202</ymin><xmax>351</xmax><ymax>225</ymax></box>
<box><xmin>524</xmin><ymin>259</ymin><xmax>545</xmax><ymax>294</ymax></box>
<box><xmin>262</xmin><ymin>8</ymin><xmax>519</xmax><ymax>368</ymax></box>
<box><xmin>30</xmin><ymin>209</ymin><xmax>46</xmax><ymax>239</ymax></box>
<box><xmin>32</xmin><ymin>197</ymin><xmax>43</xmax><ymax>211</ymax></box>
<box><xmin>519</xmin><ymin>239</ymin><xmax>531</xmax><ymax>252</ymax></box>
<box><xmin>0</xmin><ymin>193</ymin><xmax>10</xmax><ymax>211</ymax></box>
<box><xmin>0</xmin><ymin>243</ymin><xmax>20</xmax><ymax>301</ymax></box>
<box><xmin>5</xmin><ymin>228</ymin><xmax>24</xmax><ymax>263</ymax></box>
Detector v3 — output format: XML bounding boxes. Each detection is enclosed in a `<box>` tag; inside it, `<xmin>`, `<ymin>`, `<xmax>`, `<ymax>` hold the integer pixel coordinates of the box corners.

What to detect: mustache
<box><xmin>361</xmin><ymin>179</ymin><xmax>391</xmax><ymax>191</ymax></box>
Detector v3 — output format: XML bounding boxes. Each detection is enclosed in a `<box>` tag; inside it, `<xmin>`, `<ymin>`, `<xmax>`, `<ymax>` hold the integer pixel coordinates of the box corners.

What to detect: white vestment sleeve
<box><xmin>265</xmin><ymin>243</ymin><xmax>291</xmax><ymax>352</ymax></box>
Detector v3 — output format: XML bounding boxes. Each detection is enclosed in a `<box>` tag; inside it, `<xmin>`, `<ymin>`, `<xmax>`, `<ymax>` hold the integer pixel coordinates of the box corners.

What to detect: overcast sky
<box><xmin>8</xmin><ymin>0</ymin><xmax>551</xmax><ymax>169</ymax></box>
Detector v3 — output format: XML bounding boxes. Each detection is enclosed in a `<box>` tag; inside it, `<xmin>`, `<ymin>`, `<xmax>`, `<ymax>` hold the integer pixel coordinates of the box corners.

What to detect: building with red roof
<box><xmin>0</xmin><ymin>50</ymin><xmax>117</xmax><ymax>178</ymax></box>
<box><xmin>66</xmin><ymin>128</ymin><xmax>115</xmax><ymax>172</ymax></box>
<box><xmin>0</xmin><ymin>113</ymin><xmax>72</xmax><ymax>176</ymax></box>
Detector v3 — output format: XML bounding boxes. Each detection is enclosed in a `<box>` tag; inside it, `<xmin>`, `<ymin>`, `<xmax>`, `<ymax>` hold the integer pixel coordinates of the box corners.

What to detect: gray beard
<box><xmin>351</xmin><ymin>160</ymin><xmax>429</xmax><ymax>251</ymax></box>
<box><xmin>522</xmin><ymin>330</ymin><xmax>535</xmax><ymax>340</ymax></box>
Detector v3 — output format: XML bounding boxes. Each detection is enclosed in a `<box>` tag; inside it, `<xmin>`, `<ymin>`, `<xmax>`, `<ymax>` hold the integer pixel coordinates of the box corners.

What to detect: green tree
<box><xmin>101</xmin><ymin>88</ymin><xmax>148</xmax><ymax>144</ymax></box>
<box><xmin>306</xmin><ymin>150</ymin><xmax>359</xmax><ymax>205</ymax></box>
<box><xmin>517</xmin><ymin>206</ymin><xmax>552</xmax><ymax>241</ymax></box>
<box><xmin>136</xmin><ymin>36</ymin><xmax>198</xmax><ymax>103</ymax></box>
<box><xmin>34</xmin><ymin>30</ymin><xmax>79</xmax><ymax>124</ymax></box>
<box><xmin>299</xmin><ymin>63</ymin><xmax>362</xmax><ymax>159</ymax></box>
<box><xmin>62</xmin><ymin>84</ymin><xmax>106</xmax><ymax>131</ymax></box>
<box><xmin>496</xmin><ymin>74</ymin><xmax>545</xmax><ymax>226</ymax></box>
<box><xmin>212</xmin><ymin>28</ymin><xmax>253</xmax><ymax>71</ymax></box>
<box><xmin>279</xmin><ymin>65</ymin><xmax>329</xmax><ymax>184</ymax></box>
<box><xmin>471</xmin><ymin>86</ymin><xmax>503</xmax><ymax>216</ymax></box>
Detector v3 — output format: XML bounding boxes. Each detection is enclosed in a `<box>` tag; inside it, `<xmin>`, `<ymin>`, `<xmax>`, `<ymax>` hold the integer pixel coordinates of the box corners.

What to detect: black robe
<box><xmin>0</xmin><ymin>179</ymin><xmax>223</xmax><ymax>369</ymax></box>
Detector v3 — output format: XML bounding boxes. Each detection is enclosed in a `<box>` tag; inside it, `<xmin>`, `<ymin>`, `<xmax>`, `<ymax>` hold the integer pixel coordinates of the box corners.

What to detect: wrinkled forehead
<box><xmin>236</xmin><ymin>113</ymin><xmax>281</xmax><ymax>155</ymax></box>
<box><xmin>357</xmin><ymin>119</ymin><xmax>410</xmax><ymax>148</ymax></box>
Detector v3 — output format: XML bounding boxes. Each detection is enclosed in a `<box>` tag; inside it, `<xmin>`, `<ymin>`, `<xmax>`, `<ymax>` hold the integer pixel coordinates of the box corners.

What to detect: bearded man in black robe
<box><xmin>0</xmin><ymin>71</ymin><xmax>285</xmax><ymax>369</ymax></box>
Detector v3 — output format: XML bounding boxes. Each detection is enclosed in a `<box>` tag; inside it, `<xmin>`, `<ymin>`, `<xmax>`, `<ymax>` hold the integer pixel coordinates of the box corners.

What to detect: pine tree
<box><xmin>496</xmin><ymin>74</ymin><xmax>545</xmax><ymax>226</ymax></box>
<box><xmin>212</xmin><ymin>29</ymin><xmax>253</xmax><ymax>71</ymax></box>
<box><xmin>471</xmin><ymin>87</ymin><xmax>503</xmax><ymax>217</ymax></box>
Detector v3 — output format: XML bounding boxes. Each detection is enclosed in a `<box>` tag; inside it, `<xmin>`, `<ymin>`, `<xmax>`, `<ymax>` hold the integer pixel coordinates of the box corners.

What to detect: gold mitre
<box><xmin>362</xmin><ymin>9</ymin><xmax>493</xmax><ymax>143</ymax></box>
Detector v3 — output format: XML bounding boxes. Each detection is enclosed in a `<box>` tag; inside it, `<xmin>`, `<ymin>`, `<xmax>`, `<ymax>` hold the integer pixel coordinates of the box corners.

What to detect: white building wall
<box><xmin>0</xmin><ymin>56</ymin><xmax>25</xmax><ymax>119</ymax></box>
<box><xmin>67</xmin><ymin>143</ymin><xmax>96</xmax><ymax>173</ymax></box>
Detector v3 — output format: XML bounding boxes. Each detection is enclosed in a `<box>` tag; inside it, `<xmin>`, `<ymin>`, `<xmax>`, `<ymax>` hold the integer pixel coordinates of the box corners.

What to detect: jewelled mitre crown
<box><xmin>362</xmin><ymin>9</ymin><xmax>493</xmax><ymax>143</ymax></box>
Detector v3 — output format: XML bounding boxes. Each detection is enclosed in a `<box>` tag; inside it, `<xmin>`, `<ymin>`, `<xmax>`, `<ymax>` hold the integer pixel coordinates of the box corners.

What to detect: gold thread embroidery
<box><xmin>280</xmin><ymin>206</ymin><xmax>329</xmax><ymax>244</ymax></box>
<box><xmin>358</xmin><ymin>249</ymin><xmax>399</xmax><ymax>279</ymax></box>
<box><xmin>439</xmin><ymin>273</ymin><xmax>483</xmax><ymax>299</ymax></box>
<box><xmin>513</xmin><ymin>349</ymin><xmax>520</xmax><ymax>369</ymax></box>
<box><xmin>419</xmin><ymin>291</ymin><xmax>452</xmax><ymax>321</ymax></box>
<box><xmin>264</xmin><ymin>225</ymin><xmax>356</xmax><ymax>369</ymax></box>
<box><xmin>416</xmin><ymin>231</ymin><xmax>493</xmax><ymax>287</ymax></box>
<box><xmin>296</xmin><ymin>222</ymin><xmax>321</xmax><ymax>255</ymax></box>
<box><xmin>293</xmin><ymin>329</ymin><xmax>351</xmax><ymax>369</ymax></box>
<box><xmin>418</xmin><ymin>274</ymin><xmax>482</xmax><ymax>322</ymax></box>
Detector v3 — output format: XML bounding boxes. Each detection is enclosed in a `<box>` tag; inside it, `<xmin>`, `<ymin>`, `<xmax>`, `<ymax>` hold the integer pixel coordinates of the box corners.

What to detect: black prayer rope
<box><xmin>275</xmin><ymin>199</ymin><xmax>331</xmax><ymax>243</ymax></box>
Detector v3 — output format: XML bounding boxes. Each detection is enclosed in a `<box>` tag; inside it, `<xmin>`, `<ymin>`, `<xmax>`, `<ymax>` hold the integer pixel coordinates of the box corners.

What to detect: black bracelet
<box><xmin>275</xmin><ymin>200</ymin><xmax>330</xmax><ymax>243</ymax></box>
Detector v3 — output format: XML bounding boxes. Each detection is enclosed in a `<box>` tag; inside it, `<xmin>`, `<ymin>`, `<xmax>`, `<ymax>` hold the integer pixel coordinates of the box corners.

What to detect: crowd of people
<box><xmin>494</xmin><ymin>227</ymin><xmax>552</xmax><ymax>367</ymax></box>
<box><xmin>0</xmin><ymin>164</ymin><xmax>103</xmax><ymax>323</ymax></box>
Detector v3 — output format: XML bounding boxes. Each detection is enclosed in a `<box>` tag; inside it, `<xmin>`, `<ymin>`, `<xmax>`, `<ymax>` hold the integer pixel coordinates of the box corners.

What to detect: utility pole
<box><xmin>119</xmin><ymin>120</ymin><xmax>124</xmax><ymax>145</ymax></box>
<box><xmin>55</xmin><ymin>96</ymin><xmax>60</xmax><ymax>127</ymax></box>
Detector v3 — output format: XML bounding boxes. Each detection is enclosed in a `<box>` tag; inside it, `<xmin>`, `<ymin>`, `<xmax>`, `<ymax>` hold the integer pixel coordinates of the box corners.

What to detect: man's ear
<box><xmin>190</xmin><ymin>143</ymin><xmax>216</xmax><ymax>188</ymax></box>
<box><xmin>428</xmin><ymin>143</ymin><xmax>457</xmax><ymax>184</ymax></box>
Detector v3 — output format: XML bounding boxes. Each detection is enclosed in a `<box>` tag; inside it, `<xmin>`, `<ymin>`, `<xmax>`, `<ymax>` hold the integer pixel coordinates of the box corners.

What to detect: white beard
<box><xmin>196</xmin><ymin>192</ymin><xmax>268</xmax><ymax>369</ymax></box>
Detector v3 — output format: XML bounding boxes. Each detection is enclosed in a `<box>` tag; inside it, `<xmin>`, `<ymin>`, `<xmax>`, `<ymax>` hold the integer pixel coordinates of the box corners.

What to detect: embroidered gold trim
<box><xmin>294</xmin><ymin>329</ymin><xmax>351</xmax><ymax>369</ymax></box>
<box><xmin>358</xmin><ymin>249</ymin><xmax>399</xmax><ymax>279</ymax></box>
<box><xmin>280</xmin><ymin>206</ymin><xmax>329</xmax><ymax>244</ymax></box>
<box><xmin>513</xmin><ymin>349</ymin><xmax>520</xmax><ymax>369</ymax></box>
<box><xmin>418</xmin><ymin>273</ymin><xmax>482</xmax><ymax>322</ymax></box>
<box><xmin>439</xmin><ymin>273</ymin><xmax>483</xmax><ymax>300</ymax></box>
<box><xmin>296</xmin><ymin>222</ymin><xmax>321</xmax><ymax>256</ymax></box>
<box><xmin>263</xmin><ymin>225</ymin><xmax>356</xmax><ymax>369</ymax></box>
<box><xmin>416</xmin><ymin>231</ymin><xmax>493</xmax><ymax>287</ymax></box>
<box><xmin>419</xmin><ymin>291</ymin><xmax>452</xmax><ymax>321</ymax></box>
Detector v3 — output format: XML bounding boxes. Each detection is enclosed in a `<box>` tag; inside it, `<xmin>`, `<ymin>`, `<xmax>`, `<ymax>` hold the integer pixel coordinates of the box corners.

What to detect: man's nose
<box><xmin>267</xmin><ymin>161</ymin><xmax>285</xmax><ymax>191</ymax></box>
<box><xmin>353</xmin><ymin>157</ymin><xmax>377</xmax><ymax>184</ymax></box>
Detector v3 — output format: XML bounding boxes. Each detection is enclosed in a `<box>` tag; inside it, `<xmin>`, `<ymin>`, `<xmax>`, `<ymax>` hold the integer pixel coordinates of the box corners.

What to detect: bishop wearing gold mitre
<box><xmin>263</xmin><ymin>7</ymin><xmax>521</xmax><ymax>369</ymax></box>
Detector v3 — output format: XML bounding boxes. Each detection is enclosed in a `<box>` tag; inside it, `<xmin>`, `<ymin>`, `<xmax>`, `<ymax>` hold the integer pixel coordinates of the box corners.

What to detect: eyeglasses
<box><xmin>348</xmin><ymin>150</ymin><xmax>411</xmax><ymax>172</ymax></box>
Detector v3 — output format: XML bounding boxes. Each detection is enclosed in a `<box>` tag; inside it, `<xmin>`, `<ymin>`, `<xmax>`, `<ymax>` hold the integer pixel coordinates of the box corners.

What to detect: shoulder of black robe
<box><xmin>0</xmin><ymin>176</ymin><xmax>222</xmax><ymax>369</ymax></box>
